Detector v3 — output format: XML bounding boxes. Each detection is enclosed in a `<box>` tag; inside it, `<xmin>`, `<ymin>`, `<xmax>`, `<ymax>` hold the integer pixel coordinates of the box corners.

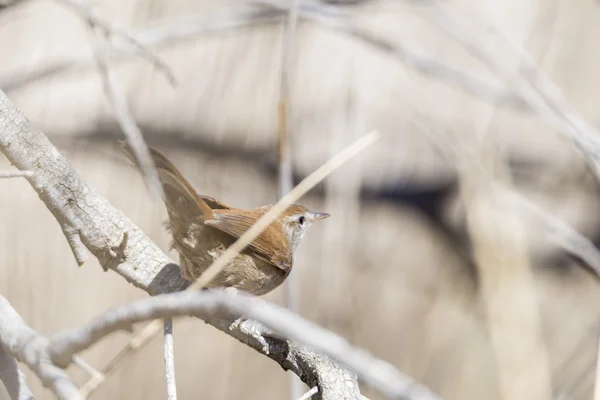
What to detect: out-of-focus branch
<box><xmin>53</xmin><ymin>0</ymin><xmax>176</xmax><ymax>85</ymax></box>
<box><xmin>1</xmin><ymin>2</ymin><xmax>523</xmax><ymax>111</ymax></box>
<box><xmin>91</xmin><ymin>27</ymin><xmax>164</xmax><ymax>200</ymax></box>
<box><xmin>0</xmin><ymin>296</ymin><xmax>80</xmax><ymax>400</ymax></box>
<box><xmin>0</xmin><ymin>343</ymin><xmax>34</xmax><ymax>400</ymax></box>
<box><xmin>422</xmin><ymin>4</ymin><xmax>600</xmax><ymax>185</ymax></box>
<box><xmin>414</xmin><ymin>118</ymin><xmax>600</xmax><ymax>279</ymax></box>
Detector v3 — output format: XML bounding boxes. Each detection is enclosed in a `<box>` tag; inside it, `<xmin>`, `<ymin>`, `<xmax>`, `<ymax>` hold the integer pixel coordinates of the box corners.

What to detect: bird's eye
<box><xmin>298</xmin><ymin>216</ymin><xmax>305</xmax><ymax>225</ymax></box>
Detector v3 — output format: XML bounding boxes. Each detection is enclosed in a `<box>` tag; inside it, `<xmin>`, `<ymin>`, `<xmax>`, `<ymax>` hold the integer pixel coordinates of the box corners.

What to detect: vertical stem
<box><xmin>163</xmin><ymin>318</ymin><xmax>177</xmax><ymax>400</ymax></box>
<box><xmin>594</xmin><ymin>329</ymin><xmax>600</xmax><ymax>400</ymax></box>
<box><xmin>278</xmin><ymin>1</ymin><xmax>301</xmax><ymax>398</ymax></box>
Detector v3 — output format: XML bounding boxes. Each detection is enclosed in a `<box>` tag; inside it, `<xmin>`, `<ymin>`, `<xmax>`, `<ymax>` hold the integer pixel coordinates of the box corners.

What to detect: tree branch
<box><xmin>0</xmin><ymin>343</ymin><xmax>34</xmax><ymax>400</ymax></box>
<box><xmin>0</xmin><ymin>296</ymin><xmax>80</xmax><ymax>400</ymax></box>
<box><xmin>47</xmin><ymin>290</ymin><xmax>439</xmax><ymax>399</ymax></box>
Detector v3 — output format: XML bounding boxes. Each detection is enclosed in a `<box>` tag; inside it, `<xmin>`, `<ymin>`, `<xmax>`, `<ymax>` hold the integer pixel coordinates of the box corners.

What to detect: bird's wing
<box><xmin>204</xmin><ymin>209</ymin><xmax>292</xmax><ymax>271</ymax></box>
<box><xmin>199</xmin><ymin>194</ymin><xmax>233</xmax><ymax>210</ymax></box>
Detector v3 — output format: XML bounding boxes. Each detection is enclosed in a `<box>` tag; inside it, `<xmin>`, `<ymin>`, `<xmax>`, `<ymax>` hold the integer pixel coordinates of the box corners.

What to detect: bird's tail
<box><xmin>119</xmin><ymin>141</ymin><xmax>214</xmax><ymax>223</ymax></box>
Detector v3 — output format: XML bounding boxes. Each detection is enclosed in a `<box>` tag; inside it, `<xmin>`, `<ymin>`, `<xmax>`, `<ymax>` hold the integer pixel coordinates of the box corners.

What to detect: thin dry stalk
<box><xmin>276</xmin><ymin>1</ymin><xmax>302</xmax><ymax>397</ymax></box>
<box><xmin>73</xmin><ymin>356</ymin><xmax>104</xmax><ymax>383</ymax></box>
<box><xmin>296</xmin><ymin>386</ymin><xmax>318</xmax><ymax>400</ymax></box>
<box><xmin>163</xmin><ymin>318</ymin><xmax>177</xmax><ymax>400</ymax></box>
<box><xmin>595</xmin><ymin>330</ymin><xmax>600</xmax><ymax>400</ymax></box>
<box><xmin>0</xmin><ymin>170</ymin><xmax>33</xmax><ymax>179</ymax></box>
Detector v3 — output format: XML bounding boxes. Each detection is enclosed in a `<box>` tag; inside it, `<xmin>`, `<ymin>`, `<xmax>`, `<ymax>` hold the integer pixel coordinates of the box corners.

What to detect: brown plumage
<box><xmin>120</xmin><ymin>142</ymin><xmax>329</xmax><ymax>295</ymax></box>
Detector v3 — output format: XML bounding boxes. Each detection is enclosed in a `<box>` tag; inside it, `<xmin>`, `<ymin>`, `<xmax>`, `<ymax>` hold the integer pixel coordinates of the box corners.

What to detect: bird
<box><xmin>121</xmin><ymin>142</ymin><xmax>329</xmax><ymax>295</ymax></box>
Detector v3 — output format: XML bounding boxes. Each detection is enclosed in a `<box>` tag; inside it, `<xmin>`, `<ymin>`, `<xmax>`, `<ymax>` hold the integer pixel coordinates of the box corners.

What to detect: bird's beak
<box><xmin>311</xmin><ymin>212</ymin><xmax>330</xmax><ymax>221</ymax></box>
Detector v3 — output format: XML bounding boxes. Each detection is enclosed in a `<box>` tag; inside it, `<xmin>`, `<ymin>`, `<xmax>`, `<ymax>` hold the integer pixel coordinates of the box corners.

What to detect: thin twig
<box><xmin>277</xmin><ymin>1</ymin><xmax>302</xmax><ymax>398</ymax></box>
<box><xmin>91</xmin><ymin>27</ymin><xmax>164</xmax><ymax>200</ymax></box>
<box><xmin>594</xmin><ymin>325</ymin><xmax>600</xmax><ymax>400</ymax></box>
<box><xmin>0</xmin><ymin>170</ymin><xmax>33</xmax><ymax>179</ymax></box>
<box><xmin>296</xmin><ymin>386</ymin><xmax>318</xmax><ymax>400</ymax></box>
<box><xmin>414</xmin><ymin>118</ymin><xmax>600</xmax><ymax>279</ymax></box>
<box><xmin>163</xmin><ymin>318</ymin><xmax>177</xmax><ymax>400</ymax></box>
<box><xmin>53</xmin><ymin>0</ymin><xmax>176</xmax><ymax>85</ymax></box>
<box><xmin>73</xmin><ymin>356</ymin><xmax>104</xmax><ymax>383</ymax></box>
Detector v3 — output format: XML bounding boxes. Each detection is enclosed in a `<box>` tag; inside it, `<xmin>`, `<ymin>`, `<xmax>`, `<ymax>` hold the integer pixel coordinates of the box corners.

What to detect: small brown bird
<box><xmin>121</xmin><ymin>143</ymin><xmax>329</xmax><ymax>295</ymax></box>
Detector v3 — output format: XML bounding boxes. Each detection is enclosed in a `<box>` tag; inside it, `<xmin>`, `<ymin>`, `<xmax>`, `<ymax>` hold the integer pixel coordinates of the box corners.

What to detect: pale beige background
<box><xmin>1</xmin><ymin>0</ymin><xmax>600</xmax><ymax>399</ymax></box>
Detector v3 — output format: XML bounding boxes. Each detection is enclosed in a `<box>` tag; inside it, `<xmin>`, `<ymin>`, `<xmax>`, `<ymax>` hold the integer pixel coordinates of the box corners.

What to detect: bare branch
<box><xmin>163</xmin><ymin>319</ymin><xmax>177</xmax><ymax>400</ymax></box>
<box><xmin>0</xmin><ymin>170</ymin><xmax>33</xmax><ymax>179</ymax></box>
<box><xmin>0</xmin><ymin>296</ymin><xmax>81</xmax><ymax>400</ymax></box>
<box><xmin>0</xmin><ymin>344</ymin><xmax>34</xmax><ymax>400</ymax></box>
<box><xmin>414</xmin><ymin>118</ymin><xmax>600</xmax><ymax>279</ymax></box>
<box><xmin>91</xmin><ymin>27</ymin><xmax>164</xmax><ymax>201</ymax></box>
<box><xmin>53</xmin><ymin>0</ymin><xmax>176</xmax><ymax>85</ymax></box>
<box><xmin>48</xmin><ymin>290</ymin><xmax>440</xmax><ymax>400</ymax></box>
<box><xmin>509</xmin><ymin>192</ymin><xmax>600</xmax><ymax>278</ymax></box>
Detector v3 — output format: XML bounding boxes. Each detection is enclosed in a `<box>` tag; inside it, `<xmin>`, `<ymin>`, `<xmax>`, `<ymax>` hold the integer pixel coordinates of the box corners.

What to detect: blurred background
<box><xmin>2</xmin><ymin>0</ymin><xmax>600</xmax><ymax>399</ymax></box>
